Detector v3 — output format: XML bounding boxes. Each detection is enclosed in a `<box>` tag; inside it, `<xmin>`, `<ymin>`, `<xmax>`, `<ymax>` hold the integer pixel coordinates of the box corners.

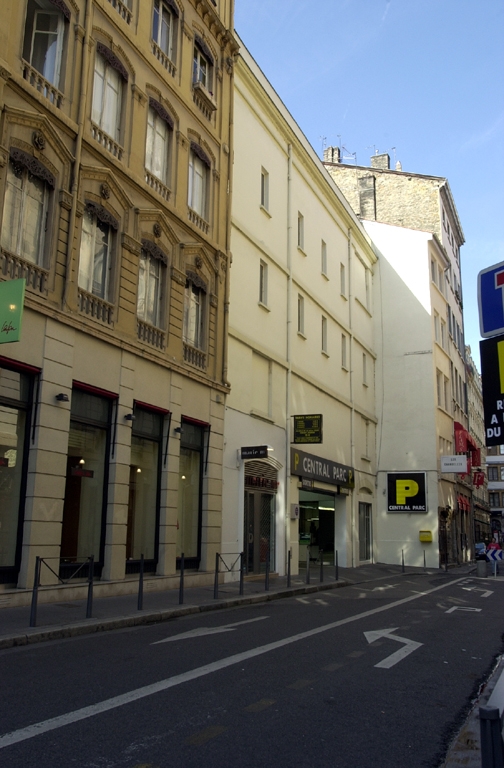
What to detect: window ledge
<box><xmin>258</xmin><ymin>301</ymin><xmax>270</xmax><ymax>312</ymax></box>
<box><xmin>22</xmin><ymin>60</ymin><xmax>64</xmax><ymax>109</ymax></box>
<box><xmin>145</xmin><ymin>170</ymin><xmax>171</xmax><ymax>201</ymax></box>
<box><xmin>0</xmin><ymin>248</ymin><xmax>49</xmax><ymax>295</ymax></box>
<box><xmin>355</xmin><ymin>296</ymin><xmax>372</xmax><ymax>317</ymax></box>
<box><xmin>151</xmin><ymin>40</ymin><xmax>176</xmax><ymax>77</ymax></box>
<box><xmin>250</xmin><ymin>409</ymin><xmax>274</xmax><ymax>423</ymax></box>
<box><xmin>192</xmin><ymin>81</ymin><xmax>217</xmax><ymax>119</ymax></box>
<box><xmin>361</xmin><ymin>455</ymin><xmax>371</xmax><ymax>463</ymax></box>
<box><xmin>321</xmin><ymin>272</ymin><xmax>329</xmax><ymax>281</ymax></box>
<box><xmin>341</xmin><ymin>365</ymin><xmax>349</xmax><ymax>372</ymax></box>
<box><xmin>322</xmin><ymin>350</ymin><xmax>330</xmax><ymax>358</ymax></box>
<box><xmin>297</xmin><ymin>246</ymin><xmax>307</xmax><ymax>257</ymax></box>
<box><xmin>260</xmin><ymin>204</ymin><xmax>272</xmax><ymax>218</ymax></box>
<box><xmin>340</xmin><ymin>292</ymin><xmax>348</xmax><ymax>301</ymax></box>
<box><xmin>297</xmin><ymin>331</ymin><xmax>307</xmax><ymax>339</ymax></box>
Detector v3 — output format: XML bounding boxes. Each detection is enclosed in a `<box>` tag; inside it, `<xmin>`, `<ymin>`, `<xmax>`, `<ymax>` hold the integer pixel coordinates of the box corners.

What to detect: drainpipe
<box><xmin>62</xmin><ymin>0</ymin><xmax>92</xmax><ymax>310</ymax></box>
<box><xmin>348</xmin><ymin>227</ymin><xmax>356</xmax><ymax>567</ymax></box>
<box><xmin>285</xmin><ymin>143</ymin><xmax>293</xmax><ymax>575</ymax></box>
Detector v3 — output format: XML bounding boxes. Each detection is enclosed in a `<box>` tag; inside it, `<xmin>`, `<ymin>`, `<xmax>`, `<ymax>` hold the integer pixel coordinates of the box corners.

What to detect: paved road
<box><xmin>1</xmin><ymin>570</ymin><xmax>503</xmax><ymax>768</ymax></box>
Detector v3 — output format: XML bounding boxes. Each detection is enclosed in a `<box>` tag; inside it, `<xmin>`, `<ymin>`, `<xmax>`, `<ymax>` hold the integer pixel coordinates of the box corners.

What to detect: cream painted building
<box><xmin>0</xmin><ymin>0</ymin><xmax>237</xmax><ymax>603</ymax></box>
<box><xmin>222</xmin><ymin>42</ymin><xmax>377</xmax><ymax>578</ymax></box>
<box><xmin>324</xmin><ymin>150</ymin><xmax>473</xmax><ymax>567</ymax></box>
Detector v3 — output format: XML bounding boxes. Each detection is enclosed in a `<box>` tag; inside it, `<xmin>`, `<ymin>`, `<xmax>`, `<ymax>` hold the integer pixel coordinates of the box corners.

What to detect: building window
<box><xmin>359</xmin><ymin>502</ymin><xmax>372</xmax><ymax>561</ymax></box>
<box><xmin>340</xmin><ymin>262</ymin><xmax>346</xmax><ymax>297</ymax></box>
<box><xmin>152</xmin><ymin>0</ymin><xmax>177</xmax><ymax>62</ymax></box>
<box><xmin>1</xmin><ymin>156</ymin><xmax>52</xmax><ymax>267</ymax></box>
<box><xmin>500</xmin><ymin>465</ymin><xmax>504</xmax><ymax>481</ymax></box>
<box><xmin>260</xmin><ymin>168</ymin><xmax>269</xmax><ymax>210</ymax></box>
<box><xmin>341</xmin><ymin>334</ymin><xmax>347</xmax><ymax>369</ymax></box>
<box><xmin>436</xmin><ymin>370</ymin><xmax>443</xmax><ymax>407</ymax></box>
<box><xmin>489</xmin><ymin>492</ymin><xmax>501</xmax><ymax>507</ymax></box>
<box><xmin>188</xmin><ymin>145</ymin><xmax>210</xmax><ymax>220</ymax></box>
<box><xmin>145</xmin><ymin>102</ymin><xmax>173</xmax><ymax>186</ymax></box>
<box><xmin>321</xmin><ymin>240</ymin><xmax>327</xmax><ymax>276</ymax></box>
<box><xmin>434</xmin><ymin>311</ymin><xmax>440</xmax><ymax>343</ymax></box>
<box><xmin>365</xmin><ymin>267</ymin><xmax>371</xmax><ymax>310</ymax></box>
<box><xmin>127</xmin><ymin>406</ymin><xmax>164</xmax><ymax>570</ymax></box>
<box><xmin>297</xmin><ymin>294</ymin><xmax>305</xmax><ymax>335</ymax></box>
<box><xmin>193</xmin><ymin>37</ymin><xmax>213</xmax><ymax>93</ymax></box>
<box><xmin>444</xmin><ymin>376</ymin><xmax>449</xmax><ymax>411</ymax></box>
<box><xmin>438</xmin><ymin>266</ymin><xmax>444</xmax><ymax>294</ymax></box>
<box><xmin>441</xmin><ymin>319</ymin><xmax>447</xmax><ymax>350</ymax></box>
<box><xmin>137</xmin><ymin>248</ymin><xmax>165</xmax><ymax>328</ymax></box>
<box><xmin>61</xmin><ymin>388</ymin><xmax>114</xmax><ymax>576</ymax></box>
<box><xmin>92</xmin><ymin>47</ymin><xmax>127</xmax><ymax>143</ymax></box>
<box><xmin>0</xmin><ymin>365</ymin><xmax>34</xmax><ymax>582</ymax></box>
<box><xmin>259</xmin><ymin>260</ymin><xmax>268</xmax><ymax>306</ymax></box>
<box><xmin>488</xmin><ymin>466</ymin><xmax>499</xmax><ymax>481</ymax></box>
<box><xmin>22</xmin><ymin>0</ymin><xmax>67</xmax><ymax>89</ymax></box>
<box><xmin>184</xmin><ymin>275</ymin><xmax>206</xmax><ymax>350</ymax></box>
<box><xmin>177</xmin><ymin>419</ymin><xmax>206</xmax><ymax>565</ymax></box>
<box><xmin>322</xmin><ymin>315</ymin><xmax>328</xmax><ymax>354</ymax></box>
<box><xmin>297</xmin><ymin>212</ymin><xmax>304</xmax><ymax>250</ymax></box>
<box><xmin>431</xmin><ymin>259</ymin><xmax>437</xmax><ymax>284</ymax></box>
<box><xmin>363</xmin><ymin>353</ymin><xmax>369</xmax><ymax>385</ymax></box>
<box><xmin>78</xmin><ymin>205</ymin><xmax>117</xmax><ymax>301</ymax></box>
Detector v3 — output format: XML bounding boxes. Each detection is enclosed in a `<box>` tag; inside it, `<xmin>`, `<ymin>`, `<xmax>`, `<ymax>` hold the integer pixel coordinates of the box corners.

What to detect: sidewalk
<box><xmin>1</xmin><ymin>561</ymin><xmax>500</xmax><ymax>768</ymax></box>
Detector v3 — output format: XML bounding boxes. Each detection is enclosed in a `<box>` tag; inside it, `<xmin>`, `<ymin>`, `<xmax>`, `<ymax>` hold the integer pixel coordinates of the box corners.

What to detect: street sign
<box><xmin>486</xmin><ymin>549</ymin><xmax>503</xmax><ymax>562</ymax></box>
<box><xmin>441</xmin><ymin>455</ymin><xmax>468</xmax><ymax>473</ymax></box>
<box><xmin>480</xmin><ymin>335</ymin><xmax>504</xmax><ymax>445</ymax></box>
<box><xmin>240</xmin><ymin>445</ymin><xmax>269</xmax><ymax>459</ymax></box>
<box><xmin>478</xmin><ymin>261</ymin><xmax>504</xmax><ymax>338</ymax></box>
<box><xmin>293</xmin><ymin>414</ymin><xmax>323</xmax><ymax>444</ymax></box>
<box><xmin>0</xmin><ymin>278</ymin><xmax>25</xmax><ymax>344</ymax></box>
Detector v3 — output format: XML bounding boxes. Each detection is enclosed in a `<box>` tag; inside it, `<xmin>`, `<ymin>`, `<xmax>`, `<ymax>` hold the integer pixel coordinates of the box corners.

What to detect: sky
<box><xmin>234</xmin><ymin>0</ymin><xmax>504</xmax><ymax>371</ymax></box>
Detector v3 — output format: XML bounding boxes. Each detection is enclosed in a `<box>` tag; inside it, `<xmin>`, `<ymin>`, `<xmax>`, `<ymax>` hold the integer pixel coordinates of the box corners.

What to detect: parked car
<box><xmin>475</xmin><ymin>542</ymin><xmax>487</xmax><ymax>560</ymax></box>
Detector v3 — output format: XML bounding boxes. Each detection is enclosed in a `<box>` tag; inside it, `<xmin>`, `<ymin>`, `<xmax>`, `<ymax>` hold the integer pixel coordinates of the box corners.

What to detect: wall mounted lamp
<box><xmin>174</xmin><ymin>426</ymin><xmax>182</xmax><ymax>434</ymax></box>
<box><xmin>55</xmin><ymin>393</ymin><xmax>69</xmax><ymax>402</ymax></box>
<box><xmin>124</xmin><ymin>413</ymin><xmax>135</xmax><ymax>422</ymax></box>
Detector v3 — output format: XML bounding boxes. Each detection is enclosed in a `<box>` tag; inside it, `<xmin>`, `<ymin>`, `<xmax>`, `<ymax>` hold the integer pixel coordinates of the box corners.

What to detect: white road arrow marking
<box><xmin>151</xmin><ymin>616</ymin><xmax>268</xmax><ymax>644</ymax></box>
<box><xmin>461</xmin><ymin>587</ymin><xmax>493</xmax><ymax>598</ymax></box>
<box><xmin>445</xmin><ymin>606</ymin><xmax>482</xmax><ymax>614</ymax></box>
<box><xmin>364</xmin><ymin>627</ymin><xmax>422</xmax><ymax>669</ymax></box>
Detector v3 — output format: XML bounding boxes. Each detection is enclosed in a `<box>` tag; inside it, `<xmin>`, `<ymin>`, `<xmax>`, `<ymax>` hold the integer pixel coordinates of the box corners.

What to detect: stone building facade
<box><xmin>324</xmin><ymin>149</ymin><xmax>473</xmax><ymax>566</ymax></box>
<box><xmin>465</xmin><ymin>346</ymin><xmax>490</xmax><ymax>542</ymax></box>
<box><xmin>0</xmin><ymin>0</ymin><xmax>237</xmax><ymax>603</ymax></box>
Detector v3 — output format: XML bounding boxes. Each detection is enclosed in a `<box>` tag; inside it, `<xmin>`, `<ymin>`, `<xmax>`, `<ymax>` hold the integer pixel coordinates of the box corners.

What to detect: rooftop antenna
<box><xmin>341</xmin><ymin>146</ymin><xmax>357</xmax><ymax>164</ymax></box>
<box><xmin>390</xmin><ymin>147</ymin><xmax>396</xmax><ymax>166</ymax></box>
<box><xmin>319</xmin><ymin>135</ymin><xmax>327</xmax><ymax>157</ymax></box>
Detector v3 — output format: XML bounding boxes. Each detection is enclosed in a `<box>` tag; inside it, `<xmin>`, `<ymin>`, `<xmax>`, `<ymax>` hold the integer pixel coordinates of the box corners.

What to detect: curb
<box><xmin>0</xmin><ymin>578</ymin><xmax>352</xmax><ymax>650</ymax></box>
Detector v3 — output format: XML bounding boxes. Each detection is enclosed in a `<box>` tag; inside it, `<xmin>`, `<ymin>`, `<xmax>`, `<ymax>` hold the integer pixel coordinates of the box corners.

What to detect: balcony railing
<box><xmin>0</xmin><ymin>248</ymin><xmax>48</xmax><ymax>294</ymax></box>
<box><xmin>145</xmin><ymin>170</ymin><xmax>171</xmax><ymax>202</ymax></box>
<box><xmin>106</xmin><ymin>0</ymin><xmax>132</xmax><ymax>23</ymax></box>
<box><xmin>22</xmin><ymin>61</ymin><xmax>63</xmax><ymax>109</ymax></box>
<box><xmin>78</xmin><ymin>289</ymin><xmax>114</xmax><ymax>325</ymax></box>
<box><xmin>137</xmin><ymin>319</ymin><xmax>165</xmax><ymax>350</ymax></box>
<box><xmin>188</xmin><ymin>208</ymin><xmax>209</xmax><ymax>235</ymax></box>
<box><xmin>192</xmin><ymin>81</ymin><xmax>217</xmax><ymax>121</ymax></box>
<box><xmin>183</xmin><ymin>342</ymin><xmax>206</xmax><ymax>370</ymax></box>
<box><xmin>91</xmin><ymin>123</ymin><xmax>123</xmax><ymax>160</ymax></box>
<box><xmin>151</xmin><ymin>41</ymin><xmax>176</xmax><ymax>77</ymax></box>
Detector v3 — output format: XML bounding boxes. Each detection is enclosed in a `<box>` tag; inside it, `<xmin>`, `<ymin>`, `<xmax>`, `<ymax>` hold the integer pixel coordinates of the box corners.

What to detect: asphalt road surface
<box><xmin>1</xmin><ymin>570</ymin><xmax>503</xmax><ymax>768</ymax></box>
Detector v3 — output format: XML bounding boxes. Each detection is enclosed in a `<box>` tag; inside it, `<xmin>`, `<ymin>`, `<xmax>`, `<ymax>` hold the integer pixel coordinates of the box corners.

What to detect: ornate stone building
<box><xmin>0</xmin><ymin>0</ymin><xmax>237</xmax><ymax>602</ymax></box>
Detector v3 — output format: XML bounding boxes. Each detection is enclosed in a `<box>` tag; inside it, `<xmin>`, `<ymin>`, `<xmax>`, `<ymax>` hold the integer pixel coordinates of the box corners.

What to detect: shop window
<box><xmin>0</xmin><ymin>365</ymin><xmax>34</xmax><ymax>583</ymax></box>
<box><xmin>60</xmin><ymin>388</ymin><xmax>114</xmax><ymax>576</ymax></box>
<box><xmin>126</xmin><ymin>406</ymin><xmax>164</xmax><ymax>571</ymax></box>
<box><xmin>1</xmin><ymin>154</ymin><xmax>55</xmax><ymax>267</ymax></box>
<box><xmin>22</xmin><ymin>0</ymin><xmax>69</xmax><ymax>90</ymax></box>
<box><xmin>177</xmin><ymin>420</ymin><xmax>206</xmax><ymax>566</ymax></box>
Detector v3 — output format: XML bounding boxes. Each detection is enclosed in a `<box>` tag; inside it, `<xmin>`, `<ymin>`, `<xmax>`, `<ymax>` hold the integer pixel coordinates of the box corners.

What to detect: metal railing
<box><xmin>30</xmin><ymin>556</ymin><xmax>94</xmax><ymax>627</ymax></box>
<box><xmin>214</xmin><ymin>552</ymin><xmax>244</xmax><ymax>600</ymax></box>
<box><xmin>480</xmin><ymin>666</ymin><xmax>504</xmax><ymax>767</ymax></box>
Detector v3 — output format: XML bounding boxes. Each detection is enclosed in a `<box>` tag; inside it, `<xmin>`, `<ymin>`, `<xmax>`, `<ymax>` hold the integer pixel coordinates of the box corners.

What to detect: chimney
<box><xmin>395</xmin><ymin>160</ymin><xmax>402</xmax><ymax>171</ymax></box>
<box><xmin>370</xmin><ymin>153</ymin><xmax>390</xmax><ymax>170</ymax></box>
<box><xmin>324</xmin><ymin>146</ymin><xmax>340</xmax><ymax>164</ymax></box>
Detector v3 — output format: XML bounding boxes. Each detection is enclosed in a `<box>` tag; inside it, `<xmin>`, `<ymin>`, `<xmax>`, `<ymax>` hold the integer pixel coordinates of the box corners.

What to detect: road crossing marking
<box><xmin>0</xmin><ymin>577</ymin><xmax>467</xmax><ymax>750</ymax></box>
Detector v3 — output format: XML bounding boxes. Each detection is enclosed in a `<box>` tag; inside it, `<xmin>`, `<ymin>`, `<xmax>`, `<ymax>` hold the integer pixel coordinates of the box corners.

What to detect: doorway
<box><xmin>244</xmin><ymin>490</ymin><xmax>275</xmax><ymax>573</ymax></box>
<box><xmin>299</xmin><ymin>490</ymin><xmax>335</xmax><ymax>565</ymax></box>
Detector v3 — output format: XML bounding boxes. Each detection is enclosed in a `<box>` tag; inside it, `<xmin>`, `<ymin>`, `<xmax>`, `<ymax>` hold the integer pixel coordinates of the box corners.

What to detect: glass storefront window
<box><xmin>61</xmin><ymin>390</ymin><xmax>111</xmax><ymax>569</ymax></box>
<box><xmin>127</xmin><ymin>408</ymin><xmax>163</xmax><ymax>566</ymax></box>
<box><xmin>177</xmin><ymin>421</ymin><xmax>204</xmax><ymax>562</ymax></box>
<box><xmin>0</xmin><ymin>366</ymin><xmax>32</xmax><ymax>579</ymax></box>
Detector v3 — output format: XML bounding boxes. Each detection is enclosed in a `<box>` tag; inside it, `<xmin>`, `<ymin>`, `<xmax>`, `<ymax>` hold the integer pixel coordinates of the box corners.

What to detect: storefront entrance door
<box><xmin>244</xmin><ymin>490</ymin><xmax>274</xmax><ymax>574</ymax></box>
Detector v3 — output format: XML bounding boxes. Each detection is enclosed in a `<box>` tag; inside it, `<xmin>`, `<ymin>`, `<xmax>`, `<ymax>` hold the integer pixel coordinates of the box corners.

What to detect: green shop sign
<box><xmin>0</xmin><ymin>279</ymin><xmax>25</xmax><ymax>344</ymax></box>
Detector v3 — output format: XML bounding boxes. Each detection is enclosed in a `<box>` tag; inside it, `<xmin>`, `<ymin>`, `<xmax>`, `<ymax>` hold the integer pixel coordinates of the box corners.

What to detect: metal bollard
<box><xmin>319</xmin><ymin>548</ymin><xmax>324</xmax><ymax>582</ymax></box>
<box><xmin>86</xmin><ymin>555</ymin><xmax>94</xmax><ymax>619</ymax></box>
<box><xmin>401</xmin><ymin>549</ymin><xmax>405</xmax><ymax>573</ymax></box>
<box><xmin>335</xmin><ymin>550</ymin><xmax>339</xmax><ymax>582</ymax></box>
<box><xmin>265</xmin><ymin>548</ymin><xmax>270</xmax><ymax>591</ymax></box>
<box><xmin>137</xmin><ymin>554</ymin><xmax>144</xmax><ymax>611</ymax></box>
<box><xmin>179</xmin><ymin>553</ymin><xmax>185</xmax><ymax>605</ymax></box>
<box><xmin>424</xmin><ymin>550</ymin><xmax>426</xmax><ymax>572</ymax></box>
<box><xmin>479</xmin><ymin>705</ymin><xmax>504</xmax><ymax>768</ymax></box>
<box><xmin>306</xmin><ymin>547</ymin><xmax>310</xmax><ymax>584</ymax></box>
<box><xmin>287</xmin><ymin>549</ymin><xmax>291</xmax><ymax>588</ymax></box>
<box><xmin>214</xmin><ymin>552</ymin><xmax>220</xmax><ymax>599</ymax></box>
<box><xmin>29</xmin><ymin>556</ymin><xmax>41</xmax><ymax>628</ymax></box>
<box><xmin>239</xmin><ymin>552</ymin><xmax>244</xmax><ymax>596</ymax></box>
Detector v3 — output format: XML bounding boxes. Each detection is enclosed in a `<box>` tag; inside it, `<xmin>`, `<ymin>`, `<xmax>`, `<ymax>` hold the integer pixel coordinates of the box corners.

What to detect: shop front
<box><xmin>291</xmin><ymin>448</ymin><xmax>354</xmax><ymax>569</ymax></box>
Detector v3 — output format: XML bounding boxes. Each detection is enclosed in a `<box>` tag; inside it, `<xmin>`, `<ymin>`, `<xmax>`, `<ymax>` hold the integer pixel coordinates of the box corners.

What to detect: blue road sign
<box><xmin>478</xmin><ymin>261</ymin><xmax>504</xmax><ymax>338</ymax></box>
<box><xmin>486</xmin><ymin>549</ymin><xmax>503</xmax><ymax>562</ymax></box>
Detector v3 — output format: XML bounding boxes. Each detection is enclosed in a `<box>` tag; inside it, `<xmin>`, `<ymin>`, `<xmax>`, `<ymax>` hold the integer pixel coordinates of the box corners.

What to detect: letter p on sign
<box><xmin>396</xmin><ymin>479</ymin><xmax>419</xmax><ymax>505</ymax></box>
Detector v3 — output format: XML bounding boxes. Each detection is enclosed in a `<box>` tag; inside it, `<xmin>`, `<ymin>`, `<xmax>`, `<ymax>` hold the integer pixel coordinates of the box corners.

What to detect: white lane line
<box><xmin>0</xmin><ymin>577</ymin><xmax>466</xmax><ymax>750</ymax></box>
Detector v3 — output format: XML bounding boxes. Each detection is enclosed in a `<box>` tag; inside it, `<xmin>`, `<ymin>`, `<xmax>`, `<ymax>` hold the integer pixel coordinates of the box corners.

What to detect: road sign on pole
<box><xmin>478</xmin><ymin>261</ymin><xmax>504</xmax><ymax>338</ymax></box>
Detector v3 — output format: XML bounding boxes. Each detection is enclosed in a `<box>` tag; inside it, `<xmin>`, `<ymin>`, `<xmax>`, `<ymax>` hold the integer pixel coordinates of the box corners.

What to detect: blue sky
<box><xmin>234</xmin><ymin>0</ymin><xmax>504</xmax><ymax>370</ymax></box>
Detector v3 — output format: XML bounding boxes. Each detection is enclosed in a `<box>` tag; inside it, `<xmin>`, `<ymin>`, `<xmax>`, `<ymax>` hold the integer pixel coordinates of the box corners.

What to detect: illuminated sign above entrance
<box><xmin>291</xmin><ymin>448</ymin><xmax>354</xmax><ymax>489</ymax></box>
<box><xmin>241</xmin><ymin>445</ymin><xmax>269</xmax><ymax>459</ymax></box>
